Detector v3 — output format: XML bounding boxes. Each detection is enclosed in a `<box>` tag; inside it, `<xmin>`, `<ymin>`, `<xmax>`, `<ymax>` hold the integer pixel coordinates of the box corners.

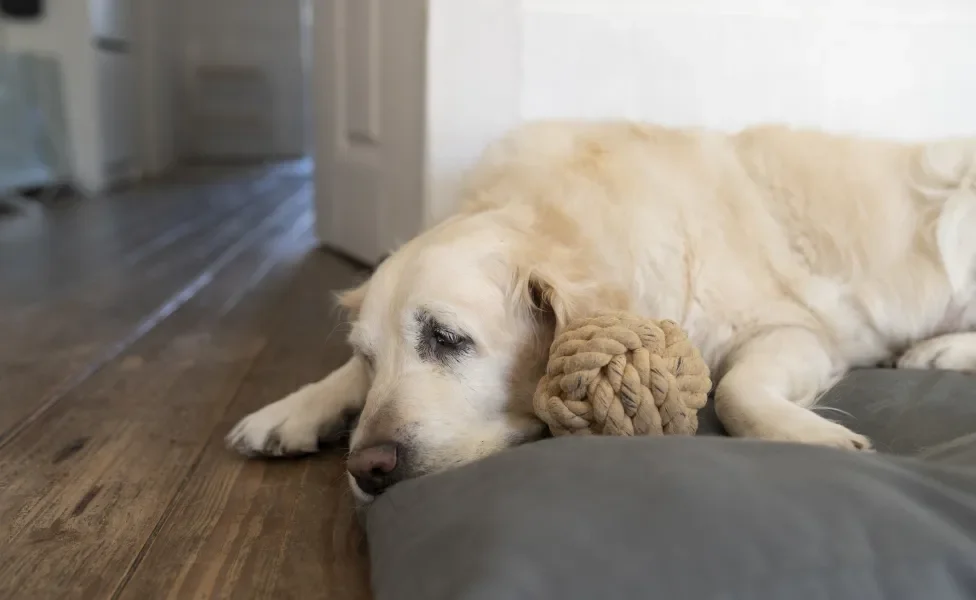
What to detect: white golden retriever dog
<box><xmin>228</xmin><ymin>121</ymin><xmax>976</xmax><ymax>502</ymax></box>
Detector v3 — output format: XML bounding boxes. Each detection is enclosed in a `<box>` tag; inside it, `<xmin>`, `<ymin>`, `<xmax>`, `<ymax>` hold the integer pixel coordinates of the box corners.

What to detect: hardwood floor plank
<box><xmin>0</xmin><ymin>185</ymin><xmax>335</xmax><ymax>598</ymax></box>
<box><xmin>114</xmin><ymin>251</ymin><xmax>370</xmax><ymax>600</ymax></box>
<box><xmin>0</xmin><ymin>171</ymin><xmax>300</xmax><ymax>329</ymax></box>
<box><xmin>0</xmin><ymin>175</ymin><xmax>307</xmax><ymax>439</ymax></box>
<box><xmin>0</xmin><ymin>166</ymin><xmax>281</xmax><ymax>303</ymax></box>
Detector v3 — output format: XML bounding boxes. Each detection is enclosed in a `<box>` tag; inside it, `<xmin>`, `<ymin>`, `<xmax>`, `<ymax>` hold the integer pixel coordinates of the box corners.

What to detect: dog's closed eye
<box><xmin>416</xmin><ymin>311</ymin><xmax>473</xmax><ymax>363</ymax></box>
<box><xmin>432</xmin><ymin>328</ymin><xmax>465</xmax><ymax>349</ymax></box>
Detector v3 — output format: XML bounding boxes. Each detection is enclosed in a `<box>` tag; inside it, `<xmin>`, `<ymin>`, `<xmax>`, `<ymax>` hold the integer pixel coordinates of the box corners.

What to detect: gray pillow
<box><xmin>693</xmin><ymin>368</ymin><xmax>976</xmax><ymax>457</ymax></box>
<box><xmin>366</xmin><ymin>369</ymin><xmax>976</xmax><ymax>600</ymax></box>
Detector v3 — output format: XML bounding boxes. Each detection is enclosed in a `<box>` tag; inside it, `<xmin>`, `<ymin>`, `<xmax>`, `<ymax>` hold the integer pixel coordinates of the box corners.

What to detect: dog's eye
<box><xmin>433</xmin><ymin>329</ymin><xmax>463</xmax><ymax>348</ymax></box>
<box><xmin>415</xmin><ymin>310</ymin><xmax>473</xmax><ymax>363</ymax></box>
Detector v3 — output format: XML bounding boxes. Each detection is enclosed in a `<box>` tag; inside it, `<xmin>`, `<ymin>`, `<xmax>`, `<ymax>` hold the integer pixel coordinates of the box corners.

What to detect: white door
<box><xmin>312</xmin><ymin>0</ymin><xmax>427</xmax><ymax>265</ymax></box>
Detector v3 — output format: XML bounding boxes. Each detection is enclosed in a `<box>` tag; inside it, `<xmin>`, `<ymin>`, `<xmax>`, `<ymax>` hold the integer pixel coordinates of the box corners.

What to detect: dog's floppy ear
<box><xmin>515</xmin><ymin>264</ymin><xmax>631</xmax><ymax>331</ymax></box>
<box><xmin>514</xmin><ymin>267</ymin><xmax>581</xmax><ymax>332</ymax></box>
<box><xmin>335</xmin><ymin>280</ymin><xmax>369</xmax><ymax>319</ymax></box>
<box><xmin>525</xmin><ymin>271</ymin><xmax>572</xmax><ymax>328</ymax></box>
<box><xmin>336</xmin><ymin>252</ymin><xmax>391</xmax><ymax>319</ymax></box>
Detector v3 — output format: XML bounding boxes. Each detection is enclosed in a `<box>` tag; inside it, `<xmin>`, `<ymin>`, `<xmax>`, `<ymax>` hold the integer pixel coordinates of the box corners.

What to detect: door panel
<box><xmin>318</xmin><ymin>0</ymin><xmax>381</xmax><ymax>263</ymax></box>
<box><xmin>314</xmin><ymin>0</ymin><xmax>426</xmax><ymax>265</ymax></box>
<box><xmin>342</xmin><ymin>0</ymin><xmax>381</xmax><ymax>146</ymax></box>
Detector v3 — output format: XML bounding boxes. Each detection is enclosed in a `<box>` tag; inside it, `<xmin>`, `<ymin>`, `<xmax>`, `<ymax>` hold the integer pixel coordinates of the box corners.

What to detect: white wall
<box><xmin>424</xmin><ymin>0</ymin><xmax>522</xmax><ymax>228</ymax></box>
<box><xmin>419</xmin><ymin>0</ymin><xmax>976</xmax><ymax>227</ymax></box>
<box><xmin>135</xmin><ymin>0</ymin><xmax>179</xmax><ymax>176</ymax></box>
<box><xmin>520</xmin><ymin>0</ymin><xmax>976</xmax><ymax>139</ymax></box>
<box><xmin>5</xmin><ymin>0</ymin><xmax>104</xmax><ymax>192</ymax></box>
<box><xmin>179</xmin><ymin>0</ymin><xmax>308</xmax><ymax>160</ymax></box>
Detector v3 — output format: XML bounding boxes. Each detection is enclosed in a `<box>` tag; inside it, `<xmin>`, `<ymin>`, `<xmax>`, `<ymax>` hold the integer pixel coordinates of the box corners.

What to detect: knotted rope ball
<box><xmin>533</xmin><ymin>312</ymin><xmax>712</xmax><ymax>437</ymax></box>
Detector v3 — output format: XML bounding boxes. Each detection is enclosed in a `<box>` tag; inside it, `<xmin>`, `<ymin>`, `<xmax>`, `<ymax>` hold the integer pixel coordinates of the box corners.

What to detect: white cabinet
<box><xmin>0</xmin><ymin>54</ymin><xmax>71</xmax><ymax>192</ymax></box>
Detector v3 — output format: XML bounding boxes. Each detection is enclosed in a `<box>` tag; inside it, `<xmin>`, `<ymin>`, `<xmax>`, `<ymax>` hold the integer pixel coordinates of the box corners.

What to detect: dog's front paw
<box><xmin>226</xmin><ymin>400</ymin><xmax>322</xmax><ymax>458</ymax></box>
<box><xmin>731</xmin><ymin>405</ymin><xmax>872</xmax><ymax>451</ymax></box>
<box><xmin>896</xmin><ymin>334</ymin><xmax>976</xmax><ymax>372</ymax></box>
<box><xmin>782</xmin><ymin>417</ymin><xmax>873</xmax><ymax>451</ymax></box>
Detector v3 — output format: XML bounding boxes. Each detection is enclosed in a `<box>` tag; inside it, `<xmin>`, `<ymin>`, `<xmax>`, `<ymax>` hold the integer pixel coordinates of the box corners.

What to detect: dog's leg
<box><xmin>226</xmin><ymin>355</ymin><xmax>369</xmax><ymax>457</ymax></box>
<box><xmin>715</xmin><ymin>327</ymin><xmax>872</xmax><ymax>450</ymax></box>
<box><xmin>896</xmin><ymin>332</ymin><xmax>976</xmax><ymax>372</ymax></box>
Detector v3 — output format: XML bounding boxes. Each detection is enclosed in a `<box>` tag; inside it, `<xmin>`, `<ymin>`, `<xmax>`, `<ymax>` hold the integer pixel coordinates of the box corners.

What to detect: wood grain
<box><xmin>0</xmin><ymin>163</ymin><xmax>371</xmax><ymax>599</ymax></box>
<box><xmin>116</xmin><ymin>254</ymin><xmax>369</xmax><ymax>600</ymax></box>
<box><xmin>0</xmin><ymin>169</ymin><xmax>306</xmax><ymax>439</ymax></box>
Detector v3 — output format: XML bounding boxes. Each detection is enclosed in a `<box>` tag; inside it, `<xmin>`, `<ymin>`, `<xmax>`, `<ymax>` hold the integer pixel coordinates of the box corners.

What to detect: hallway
<box><xmin>0</xmin><ymin>163</ymin><xmax>371</xmax><ymax>598</ymax></box>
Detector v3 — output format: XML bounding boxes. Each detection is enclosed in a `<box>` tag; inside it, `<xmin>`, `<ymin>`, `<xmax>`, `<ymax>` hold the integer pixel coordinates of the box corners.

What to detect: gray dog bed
<box><xmin>365</xmin><ymin>369</ymin><xmax>976</xmax><ymax>599</ymax></box>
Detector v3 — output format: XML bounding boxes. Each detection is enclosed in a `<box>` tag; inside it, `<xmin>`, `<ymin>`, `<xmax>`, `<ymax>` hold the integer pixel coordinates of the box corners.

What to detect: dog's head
<box><xmin>339</xmin><ymin>214</ymin><xmax>617</xmax><ymax>502</ymax></box>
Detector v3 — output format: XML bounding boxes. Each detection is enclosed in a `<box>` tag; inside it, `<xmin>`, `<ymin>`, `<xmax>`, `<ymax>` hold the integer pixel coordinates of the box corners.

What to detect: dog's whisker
<box><xmin>811</xmin><ymin>406</ymin><xmax>856</xmax><ymax>420</ymax></box>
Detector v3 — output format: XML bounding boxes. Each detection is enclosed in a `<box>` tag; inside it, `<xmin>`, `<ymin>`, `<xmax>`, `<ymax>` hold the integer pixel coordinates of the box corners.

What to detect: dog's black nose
<box><xmin>347</xmin><ymin>442</ymin><xmax>403</xmax><ymax>496</ymax></box>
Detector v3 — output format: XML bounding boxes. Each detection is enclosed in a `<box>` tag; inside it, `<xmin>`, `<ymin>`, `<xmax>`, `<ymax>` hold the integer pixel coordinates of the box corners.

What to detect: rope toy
<box><xmin>532</xmin><ymin>312</ymin><xmax>711</xmax><ymax>437</ymax></box>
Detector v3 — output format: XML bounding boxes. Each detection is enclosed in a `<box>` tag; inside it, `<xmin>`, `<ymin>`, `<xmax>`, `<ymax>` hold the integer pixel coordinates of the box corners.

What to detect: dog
<box><xmin>227</xmin><ymin>120</ymin><xmax>976</xmax><ymax>503</ymax></box>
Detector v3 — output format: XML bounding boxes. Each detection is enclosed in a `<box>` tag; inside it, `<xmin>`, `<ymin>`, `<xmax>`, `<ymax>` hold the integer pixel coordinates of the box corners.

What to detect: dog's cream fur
<box><xmin>228</xmin><ymin>120</ymin><xmax>976</xmax><ymax>501</ymax></box>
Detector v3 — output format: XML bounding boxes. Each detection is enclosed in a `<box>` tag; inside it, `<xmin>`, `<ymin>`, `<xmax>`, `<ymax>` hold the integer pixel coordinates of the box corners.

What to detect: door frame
<box><xmin>311</xmin><ymin>0</ymin><xmax>523</xmax><ymax>264</ymax></box>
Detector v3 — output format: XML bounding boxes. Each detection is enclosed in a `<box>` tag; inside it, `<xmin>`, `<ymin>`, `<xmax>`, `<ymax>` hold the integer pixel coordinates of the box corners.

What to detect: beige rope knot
<box><xmin>533</xmin><ymin>312</ymin><xmax>712</xmax><ymax>437</ymax></box>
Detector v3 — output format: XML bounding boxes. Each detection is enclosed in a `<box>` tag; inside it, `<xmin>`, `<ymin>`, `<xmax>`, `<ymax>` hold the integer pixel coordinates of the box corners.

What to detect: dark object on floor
<box><xmin>367</xmin><ymin>368</ymin><xmax>976</xmax><ymax>600</ymax></box>
<box><xmin>1</xmin><ymin>0</ymin><xmax>43</xmax><ymax>18</ymax></box>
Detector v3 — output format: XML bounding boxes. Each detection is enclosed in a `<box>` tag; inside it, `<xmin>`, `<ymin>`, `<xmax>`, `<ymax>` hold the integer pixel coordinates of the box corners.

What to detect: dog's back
<box><xmin>459</xmin><ymin>120</ymin><xmax>976</xmax><ymax>366</ymax></box>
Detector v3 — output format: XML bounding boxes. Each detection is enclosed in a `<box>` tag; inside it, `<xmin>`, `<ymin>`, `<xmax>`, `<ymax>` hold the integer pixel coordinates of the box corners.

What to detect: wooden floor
<box><xmin>0</xmin><ymin>162</ymin><xmax>373</xmax><ymax>599</ymax></box>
